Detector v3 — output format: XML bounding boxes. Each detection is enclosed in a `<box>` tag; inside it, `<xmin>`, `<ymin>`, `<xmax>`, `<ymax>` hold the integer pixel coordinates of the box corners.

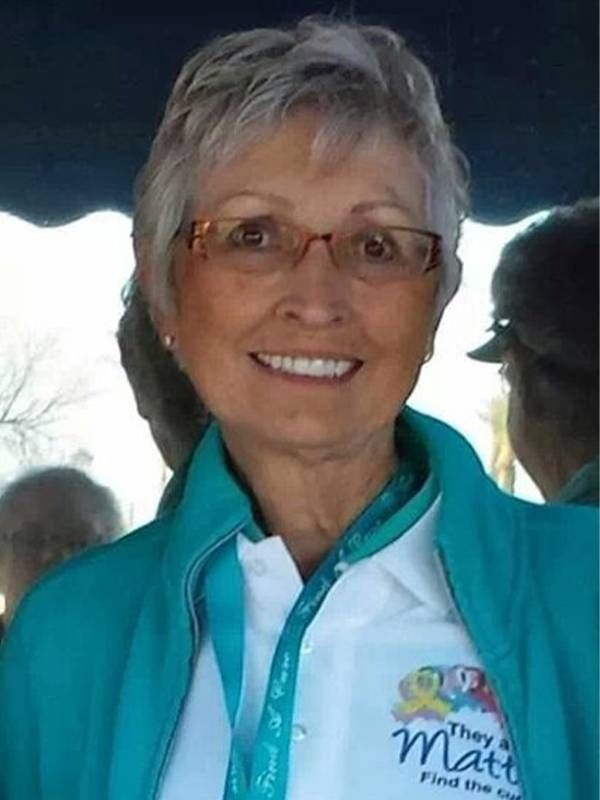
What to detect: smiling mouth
<box><xmin>250</xmin><ymin>352</ymin><xmax>363</xmax><ymax>380</ymax></box>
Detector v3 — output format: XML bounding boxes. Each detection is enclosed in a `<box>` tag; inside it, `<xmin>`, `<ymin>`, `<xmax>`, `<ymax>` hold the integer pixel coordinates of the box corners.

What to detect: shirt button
<box><xmin>300</xmin><ymin>639</ymin><xmax>314</xmax><ymax>655</ymax></box>
<box><xmin>334</xmin><ymin>560</ymin><xmax>349</xmax><ymax>576</ymax></box>
<box><xmin>292</xmin><ymin>724</ymin><xmax>307</xmax><ymax>741</ymax></box>
<box><xmin>250</xmin><ymin>559</ymin><xmax>267</xmax><ymax>576</ymax></box>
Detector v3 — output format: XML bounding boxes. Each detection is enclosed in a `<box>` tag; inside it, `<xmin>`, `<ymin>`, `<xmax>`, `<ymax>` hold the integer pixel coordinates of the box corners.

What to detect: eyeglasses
<box><xmin>185</xmin><ymin>215</ymin><xmax>442</xmax><ymax>284</ymax></box>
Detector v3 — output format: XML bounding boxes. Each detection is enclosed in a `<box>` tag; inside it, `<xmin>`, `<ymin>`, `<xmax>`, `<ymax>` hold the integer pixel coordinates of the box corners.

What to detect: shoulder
<box><xmin>406</xmin><ymin>406</ymin><xmax>598</xmax><ymax>568</ymax></box>
<box><xmin>477</xmin><ymin>456</ymin><xmax>598</xmax><ymax>578</ymax></box>
<box><xmin>0</xmin><ymin>514</ymin><xmax>176</xmax><ymax>777</ymax></box>
<box><xmin>483</xmin><ymin>481</ymin><xmax>598</xmax><ymax>635</ymax></box>
<box><xmin>493</xmin><ymin>482</ymin><xmax>598</xmax><ymax>551</ymax></box>
<box><xmin>6</xmin><ymin>512</ymin><xmax>174</xmax><ymax>651</ymax></box>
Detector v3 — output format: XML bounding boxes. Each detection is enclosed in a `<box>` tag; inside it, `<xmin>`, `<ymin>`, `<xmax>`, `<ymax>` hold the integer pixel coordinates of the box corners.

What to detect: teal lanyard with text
<box><xmin>204</xmin><ymin>459</ymin><xmax>436</xmax><ymax>800</ymax></box>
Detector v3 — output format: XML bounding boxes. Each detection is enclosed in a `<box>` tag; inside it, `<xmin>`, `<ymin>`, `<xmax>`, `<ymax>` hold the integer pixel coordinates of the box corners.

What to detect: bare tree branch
<box><xmin>0</xmin><ymin>337</ymin><xmax>90</xmax><ymax>461</ymax></box>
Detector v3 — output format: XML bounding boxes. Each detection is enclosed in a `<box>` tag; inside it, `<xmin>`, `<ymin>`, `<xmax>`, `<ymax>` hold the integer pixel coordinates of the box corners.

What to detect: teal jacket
<box><xmin>0</xmin><ymin>409</ymin><xmax>597</xmax><ymax>800</ymax></box>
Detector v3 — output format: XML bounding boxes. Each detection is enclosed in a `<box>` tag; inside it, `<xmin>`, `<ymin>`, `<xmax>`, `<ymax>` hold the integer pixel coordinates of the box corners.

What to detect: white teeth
<box><xmin>295</xmin><ymin>357</ymin><xmax>311</xmax><ymax>374</ymax></box>
<box><xmin>255</xmin><ymin>353</ymin><xmax>357</xmax><ymax>378</ymax></box>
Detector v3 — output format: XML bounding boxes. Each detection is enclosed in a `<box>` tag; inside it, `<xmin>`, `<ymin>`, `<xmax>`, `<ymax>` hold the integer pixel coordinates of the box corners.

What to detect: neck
<box><xmin>222</xmin><ymin>426</ymin><xmax>399</xmax><ymax>578</ymax></box>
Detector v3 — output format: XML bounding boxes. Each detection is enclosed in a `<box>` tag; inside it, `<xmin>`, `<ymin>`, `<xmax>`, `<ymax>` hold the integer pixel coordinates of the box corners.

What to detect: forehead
<box><xmin>194</xmin><ymin>113</ymin><xmax>429</xmax><ymax>222</ymax></box>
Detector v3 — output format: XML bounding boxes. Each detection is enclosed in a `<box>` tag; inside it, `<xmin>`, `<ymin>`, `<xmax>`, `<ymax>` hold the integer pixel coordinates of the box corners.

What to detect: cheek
<box><xmin>174</xmin><ymin>270</ymin><xmax>244</xmax><ymax>359</ymax></box>
<box><xmin>171</xmin><ymin>269</ymin><xmax>270</xmax><ymax>408</ymax></box>
<box><xmin>362</xmin><ymin>301</ymin><xmax>434</xmax><ymax>420</ymax></box>
<box><xmin>373</xmin><ymin>288</ymin><xmax>436</xmax><ymax>368</ymax></box>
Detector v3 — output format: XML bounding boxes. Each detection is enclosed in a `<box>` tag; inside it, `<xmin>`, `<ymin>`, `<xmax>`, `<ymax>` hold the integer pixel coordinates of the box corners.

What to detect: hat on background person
<box><xmin>469</xmin><ymin>198</ymin><xmax>599</xmax><ymax>373</ymax></box>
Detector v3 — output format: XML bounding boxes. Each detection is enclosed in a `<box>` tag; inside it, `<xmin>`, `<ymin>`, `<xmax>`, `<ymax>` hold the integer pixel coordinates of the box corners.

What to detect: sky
<box><xmin>0</xmin><ymin>210</ymin><xmax>544</xmax><ymax>529</ymax></box>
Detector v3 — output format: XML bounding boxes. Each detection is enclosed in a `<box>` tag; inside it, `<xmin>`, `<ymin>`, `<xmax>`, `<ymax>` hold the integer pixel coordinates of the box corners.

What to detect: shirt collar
<box><xmin>239</xmin><ymin>492</ymin><xmax>456</xmax><ymax>622</ymax></box>
<box><xmin>370</xmin><ymin>494</ymin><xmax>456</xmax><ymax>618</ymax></box>
<box><xmin>166</xmin><ymin>414</ymin><xmax>452</xmax><ymax>619</ymax></box>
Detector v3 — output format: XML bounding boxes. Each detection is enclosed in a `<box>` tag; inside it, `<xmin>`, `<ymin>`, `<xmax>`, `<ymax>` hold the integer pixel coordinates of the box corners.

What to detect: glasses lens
<box><xmin>338</xmin><ymin>227</ymin><xmax>434</xmax><ymax>281</ymax></box>
<box><xmin>204</xmin><ymin>217</ymin><xmax>297</xmax><ymax>271</ymax></box>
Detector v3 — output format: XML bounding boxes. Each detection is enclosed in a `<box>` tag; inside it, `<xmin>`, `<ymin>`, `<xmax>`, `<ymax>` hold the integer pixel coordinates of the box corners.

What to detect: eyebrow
<box><xmin>212</xmin><ymin>190</ymin><xmax>294</xmax><ymax>209</ymax></box>
<box><xmin>351</xmin><ymin>183</ymin><xmax>416</xmax><ymax>216</ymax></box>
<box><xmin>213</xmin><ymin>189</ymin><xmax>415</xmax><ymax>216</ymax></box>
<box><xmin>350</xmin><ymin>200</ymin><xmax>414</xmax><ymax>216</ymax></box>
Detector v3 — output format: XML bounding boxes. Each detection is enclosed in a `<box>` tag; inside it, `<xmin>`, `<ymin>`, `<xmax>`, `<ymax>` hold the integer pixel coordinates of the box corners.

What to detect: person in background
<box><xmin>469</xmin><ymin>198</ymin><xmax>599</xmax><ymax>505</ymax></box>
<box><xmin>117</xmin><ymin>281</ymin><xmax>208</xmax><ymax>475</ymax></box>
<box><xmin>0</xmin><ymin>466</ymin><xmax>123</xmax><ymax>628</ymax></box>
<box><xmin>0</xmin><ymin>18</ymin><xmax>596</xmax><ymax>800</ymax></box>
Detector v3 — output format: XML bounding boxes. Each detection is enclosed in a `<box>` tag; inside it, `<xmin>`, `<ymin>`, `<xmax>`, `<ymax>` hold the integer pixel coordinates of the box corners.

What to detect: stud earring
<box><xmin>163</xmin><ymin>334</ymin><xmax>175</xmax><ymax>350</ymax></box>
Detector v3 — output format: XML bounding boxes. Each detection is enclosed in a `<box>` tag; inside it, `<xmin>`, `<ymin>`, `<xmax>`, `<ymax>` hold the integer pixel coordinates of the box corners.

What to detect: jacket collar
<box><xmin>163</xmin><ymin>407</ymin><xmax>520</xmax><ymax>659</ymax></box>
<box><xmin>403</xmin><ymin>408</ymin><xmax>523</xmax><ymax>659</ymax></box>
<box><xmin>165</xmin><ymin>422</ymin><xmax>253</xmax><ymax>581</ymax></box>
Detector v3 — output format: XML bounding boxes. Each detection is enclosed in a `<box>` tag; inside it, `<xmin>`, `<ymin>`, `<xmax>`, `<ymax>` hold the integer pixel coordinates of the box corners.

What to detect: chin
<box><xmin>256</xmin><ymin>412</ymin><xmax>390</xmax><ymax>457</ymax></box>
<box><xmin>230</xmin><ymin>412</ymin><xmax>357</xmax><ymax>452</ymax></box>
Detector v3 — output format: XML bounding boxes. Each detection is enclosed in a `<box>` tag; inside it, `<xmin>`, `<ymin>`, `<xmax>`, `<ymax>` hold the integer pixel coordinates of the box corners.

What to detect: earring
<box><xmin>163</xmin><ymin>334</ymin><xmax>175</xmax><ymax>350</ymax></box>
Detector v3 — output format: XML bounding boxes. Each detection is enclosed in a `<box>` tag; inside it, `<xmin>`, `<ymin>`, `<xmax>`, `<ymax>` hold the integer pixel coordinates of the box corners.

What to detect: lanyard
<box><xmin>204</xmin><ymin>459</ymin><xmax>436</xmax><ymax>800</ymax></box>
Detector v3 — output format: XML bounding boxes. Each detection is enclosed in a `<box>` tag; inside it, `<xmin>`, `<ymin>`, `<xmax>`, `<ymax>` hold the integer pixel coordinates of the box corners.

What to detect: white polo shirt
<box><xmin>160</xmin><ymin>497</ymin><xmax>522</xmax><ymax>799</ymax></box>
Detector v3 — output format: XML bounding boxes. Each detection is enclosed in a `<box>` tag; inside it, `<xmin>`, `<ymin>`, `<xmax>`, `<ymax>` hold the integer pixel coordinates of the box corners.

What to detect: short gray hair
<box><xmin>0</xmin><ymin>467</ymin><xmax>123</xmax><ymax>623</ymax></box>
<box><xmin>0</xmin><ymin>467</ymin><xmax>123</xmax><ymax>547</ymax></box>
<box><xmin>133</xmin><ymin>16</ymin><xmax>469</xmax><ymax>317</ymax></box>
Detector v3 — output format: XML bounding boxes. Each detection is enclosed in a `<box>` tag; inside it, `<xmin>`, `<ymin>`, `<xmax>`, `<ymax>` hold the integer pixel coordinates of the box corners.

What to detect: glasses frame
<box><xmin>185</xmin><ymin>216</ymin><xmax>442</xmax><ymax>279</ymax></box>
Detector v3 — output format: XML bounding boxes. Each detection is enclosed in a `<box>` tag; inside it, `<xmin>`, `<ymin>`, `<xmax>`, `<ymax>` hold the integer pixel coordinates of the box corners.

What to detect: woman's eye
<box><xmin>228</xmin><ymin>220</ymin><xmax>274</xmax><ymax>249</ymax></box>
<box><xmin>359</xmin><ymin>231</ymin><xmax>398</xmax><ymax>262</ymax></box>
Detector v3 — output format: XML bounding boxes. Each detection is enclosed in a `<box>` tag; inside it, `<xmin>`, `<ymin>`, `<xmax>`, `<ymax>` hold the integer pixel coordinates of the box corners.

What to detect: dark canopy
<box><xmin>1</xmin><ymin>1</ymin><xmax>597</xmax><ymax>226</ymax></box>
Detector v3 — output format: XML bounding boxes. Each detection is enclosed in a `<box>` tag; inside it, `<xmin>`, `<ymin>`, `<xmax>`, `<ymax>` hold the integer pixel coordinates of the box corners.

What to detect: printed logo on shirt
<box><xmin>390</xmin><ymin>664</ymin><xmax>522</xmax><ymax>799</ymax></box>
<box><xmin>392</xmin><ymin>665</ymin><xmax>500</xmax><ymax>723</ymax></box>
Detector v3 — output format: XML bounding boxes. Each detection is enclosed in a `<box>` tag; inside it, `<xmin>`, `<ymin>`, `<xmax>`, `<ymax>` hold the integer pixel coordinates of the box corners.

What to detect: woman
<box><xmin>0</xmin><ymin>17</ymin><xmax>596</xmax><ymax>800</ymax></box>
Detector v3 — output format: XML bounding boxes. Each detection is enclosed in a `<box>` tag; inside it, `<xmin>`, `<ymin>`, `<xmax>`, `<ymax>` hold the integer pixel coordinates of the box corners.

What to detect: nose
<box><xmin>275</xmin><ymin>238</ymin><xmax>350</xmax><ymax>327</ymax></box>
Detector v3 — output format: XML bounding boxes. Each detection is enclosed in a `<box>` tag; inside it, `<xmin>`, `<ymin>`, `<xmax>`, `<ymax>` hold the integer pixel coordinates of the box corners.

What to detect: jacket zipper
<box><xmin>433</xmin><ymin>547</ymin><xmax>530</xmax><ymax>800</ymax></box>
<box><xmin>151</xmin><ymin>526</ymin><xmax>245</xmax><ymax>799</ymax></box>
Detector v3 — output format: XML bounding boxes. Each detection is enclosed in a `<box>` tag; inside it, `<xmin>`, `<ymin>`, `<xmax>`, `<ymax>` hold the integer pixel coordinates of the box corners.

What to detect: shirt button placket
<box><xmin>250</xmin><ymin>559</ymin><xmax>267</xmax><ymax>576</ymax></box>
<box><xmin>333</xmin><ymin>560</ymin><xmax>349</xmax><ymax>577</ymax></box>
<box><xmin>291</xmin><ymin>723</ymin><xmax>307</xmax><ymax>742</ymax></box>
<box><xmin>300</xmin><ymin>639</ymin><xmax>314</xmax><ymax>656</ymax></box>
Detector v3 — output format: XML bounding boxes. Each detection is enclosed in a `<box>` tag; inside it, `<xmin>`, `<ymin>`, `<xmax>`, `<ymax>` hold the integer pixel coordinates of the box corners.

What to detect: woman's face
<box><xmin>165</xmin><ymin>114</ymin><xmax>439</xmax><ymax>455</ymax></box>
